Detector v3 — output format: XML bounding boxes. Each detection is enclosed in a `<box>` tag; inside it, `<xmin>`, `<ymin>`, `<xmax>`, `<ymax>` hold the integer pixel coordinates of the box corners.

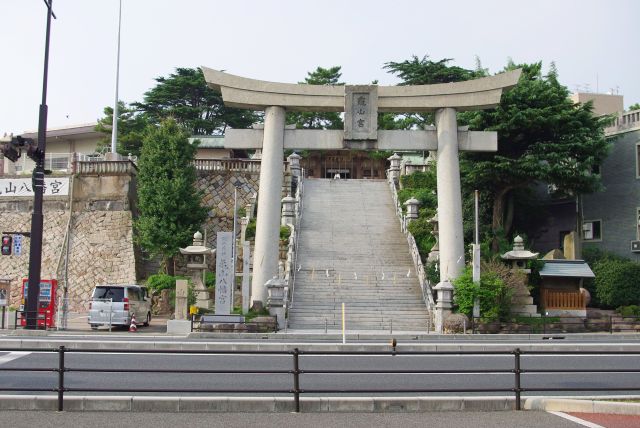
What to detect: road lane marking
<box><xmin>0</xmin><ymin>352</ymin><xmax>31</xmax><ymax>365</ymax></box>
<box><xmin>549</xmin><ymin>411</ymin><xmax>605</xmax><ymax>428</ymax></box>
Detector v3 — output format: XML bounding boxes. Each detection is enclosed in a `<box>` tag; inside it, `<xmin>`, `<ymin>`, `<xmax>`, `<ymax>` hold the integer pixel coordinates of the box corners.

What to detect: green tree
<box><xmin>134</xmin><ymin>67</ymin><xmax>258</xmax><ymax>135</ymax></box>
<box><xmin>95</xmin><ymin>101</ymin><xmax>149</xmax><ymax>158</ymax></box>
<box><xmin>629</xmin><ymin>102</ymin><xmax>640</xmax><ymax>111</ymax></box>
<box><xmin>461</xmin><ymin>62</ymin><xmax>611</xmax><ymax>249</ymax></box>
<box><xmin>382</xmin><ymin>55</ymin><xmax>483</xmax><ymax>130</ymax></box>
<box><xmin>287</xmin><ymin>66</ymin><xmax>344</xmax><ymax>129</ymax></box>
<box><xmin>135</xmin><ymin>119</ymin><xmax>208</xmax><ymax>274</ymax></box>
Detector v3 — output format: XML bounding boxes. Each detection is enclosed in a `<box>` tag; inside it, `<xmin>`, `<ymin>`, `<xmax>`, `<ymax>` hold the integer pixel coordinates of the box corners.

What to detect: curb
<box><xmin>0</xmin><ymin>395</ymin><xmax>516</xmax><ymax>412</ymax></box>
<box><xmin>2</xmin><ymin>337</ymin><xmax>640</xmax><ymax>352</ymax></box>
<box><xmin>524</xmin><ymin>397</ymin><xmax>640</xmax><ymax>415</ymax></box>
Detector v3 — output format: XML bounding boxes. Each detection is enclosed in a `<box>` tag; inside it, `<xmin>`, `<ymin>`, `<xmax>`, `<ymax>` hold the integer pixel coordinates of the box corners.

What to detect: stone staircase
<box><xmin>288</xmin><ymin>179</ymin><xmax>431</xmax><ymax>331</ymax></box>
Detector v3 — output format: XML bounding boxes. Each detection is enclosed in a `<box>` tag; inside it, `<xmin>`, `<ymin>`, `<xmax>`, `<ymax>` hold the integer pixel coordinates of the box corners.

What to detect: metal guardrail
<box><xmin>1</xmin><ymin>347</ymin><xmax>640</xmax><ymax>412</ymax></box>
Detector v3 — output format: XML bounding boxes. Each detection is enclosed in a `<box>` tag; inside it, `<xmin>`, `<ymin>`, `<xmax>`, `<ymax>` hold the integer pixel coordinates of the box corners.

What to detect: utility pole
<box><xmin>472</xmin><ymin>190</ymin><xmax>481</xmax><ymax>319</ymax></box>
<box><xmin>110</xmin><ymin>0</ymin><xmax>123</xmax><ymax>155</ymax></box>
<box><xmin>25</xmin><ymin>0</ymin><xmax>56</xmax><ymax>329</ymax></box>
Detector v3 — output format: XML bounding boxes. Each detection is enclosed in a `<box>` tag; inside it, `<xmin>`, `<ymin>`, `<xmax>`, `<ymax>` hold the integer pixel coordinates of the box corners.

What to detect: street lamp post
<box><xmin>25</xmin><ymin>0</ymin><xmax>56</xmax><ymax>329</ymax></box>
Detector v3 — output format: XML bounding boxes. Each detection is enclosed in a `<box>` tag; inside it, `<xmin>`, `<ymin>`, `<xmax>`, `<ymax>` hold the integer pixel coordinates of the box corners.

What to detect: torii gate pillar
<box><xmin>435</xmin><ymin>108</ymin><xmax>465</xmax><ymax>281</ymax></box>
<box><xmin>251</xmin><ymin>106</ymin><xmax>286</xmax><ymax>305</ymax></box>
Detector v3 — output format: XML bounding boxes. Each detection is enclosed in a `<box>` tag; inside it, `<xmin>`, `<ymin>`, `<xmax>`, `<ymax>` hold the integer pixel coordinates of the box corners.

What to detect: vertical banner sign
<box><xmin>214</xmin><ymin>232</ymin><xmax>233</xmax><ymax>315</ymax></box>
<box><xmin>12</xmin><ymin>235</ymin><xmax>22</xmax><ymax>256</ymax></box>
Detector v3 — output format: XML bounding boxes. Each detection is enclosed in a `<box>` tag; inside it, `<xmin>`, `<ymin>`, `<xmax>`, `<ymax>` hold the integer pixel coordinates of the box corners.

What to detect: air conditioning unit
<box><xmin>631</xmin><ymin>241</ymin><xmax>640</xmax><ymax>253</ymax></box>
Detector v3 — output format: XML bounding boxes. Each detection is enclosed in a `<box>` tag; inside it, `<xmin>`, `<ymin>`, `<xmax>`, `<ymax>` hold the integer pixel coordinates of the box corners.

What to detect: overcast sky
<box><xmin>1</xmin><ymin>0</ymin><xmax>638</xmax><ymax>135</ymax></box>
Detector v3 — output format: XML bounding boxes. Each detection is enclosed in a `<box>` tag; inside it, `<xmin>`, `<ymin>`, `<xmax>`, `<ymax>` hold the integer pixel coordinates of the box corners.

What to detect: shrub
<box><xmin>616</xmin><ymin>305</ymin><xmax>640</xmax><ymax>317</ymax></box>
<box><xmin>146</xmin><ymin>274</ymin><xmax>176</xmax><ymax>293</ymax></box>
<box><xmin>407</xmin><ymin>216</ymin><xmax>435</xmax><ymax>257</ymax></box>
<box><xmin>205</xmin><ymin>272</ymin><xmax>216</xmax><ymax>289</ymax></box>
<box><xmin>280</xmin><ymin>226</ymin><xmax>291</xmax><ymax>241</ymax></box>
<box><xmin>400</xmin><ymin>170</ymin><xmax>436</xmax><ymax>190</ymax></box>
<box><xmin>594</xmin><ymin>259</ymin><xmax>640</xmax><ymax>308</ymax></box>
<box><xmin>453</xmin><ymin>265</ymin><xmax>512</xmax><ymax>322</ymax></box>
<box><xmin>245</xmin><ymin>218</ymin><xmax>257</xmax><ymax>240</ymax></box>
<box><xmin>146</xmin><ymin>274</ymin><xmax>196</xmax><ymax>307</ymax></box>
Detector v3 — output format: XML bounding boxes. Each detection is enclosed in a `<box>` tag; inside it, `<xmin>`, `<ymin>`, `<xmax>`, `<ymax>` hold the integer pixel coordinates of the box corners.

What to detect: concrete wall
<box><xmin>582</xmin><ymin>128</ymin><xmax>640</xmax><ymax>259</ymax></box>
<box><xmin>570</xmin><ymin>92</ymin><xmax>624</xmax><ymax>116</ymax></box>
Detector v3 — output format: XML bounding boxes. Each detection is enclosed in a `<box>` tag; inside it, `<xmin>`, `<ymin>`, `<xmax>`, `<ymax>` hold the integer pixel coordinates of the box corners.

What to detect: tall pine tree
<box><xmin>135</xmin><ymin>119</ymin><xmax>207</xmax><ymax>274</ymax></box>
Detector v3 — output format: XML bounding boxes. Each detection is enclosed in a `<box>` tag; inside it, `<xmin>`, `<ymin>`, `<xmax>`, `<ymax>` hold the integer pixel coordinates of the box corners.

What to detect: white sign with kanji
<box><xmin>0</xmin><ymin>177</ymin><xmax>69</xmax><ymax>197</ymax></box>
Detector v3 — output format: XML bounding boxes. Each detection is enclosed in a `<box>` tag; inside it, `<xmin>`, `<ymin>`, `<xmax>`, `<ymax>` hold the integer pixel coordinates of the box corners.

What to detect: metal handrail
<box><xmin>2</xmin><ymin>346</ymin><xmax>640</xmax><ymax>412</ymax></box>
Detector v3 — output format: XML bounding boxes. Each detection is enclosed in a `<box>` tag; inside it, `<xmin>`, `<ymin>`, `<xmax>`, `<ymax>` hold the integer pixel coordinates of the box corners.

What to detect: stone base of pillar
<box><xmin>196</xmin><ymin>292</ymin><xmax>211</xmax><ymax>310</ymax></box>
<box><xmin>434</xmin><ymin>280</ymin><xmax>454</xmax><ymax>334</ymax></box>
<box><xmin>268</xmin><ymin>306</ymin><xmax>286</xmax><ymax>330</ymax></box>
<box><xmin>434</xmin><ymin>306</ymin><xmax>452</xmax><ymax>334</ymax></box>
<box><xmin>166</xmin><ymin>319</ymin><xmax>192</xmax><ymax>334</ymax></box>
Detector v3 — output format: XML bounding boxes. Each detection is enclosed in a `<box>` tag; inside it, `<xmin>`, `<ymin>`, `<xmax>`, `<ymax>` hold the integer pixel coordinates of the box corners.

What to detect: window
<box><xmin>582</xmin><ymin>220</ymin><xmax>602</xmax><ymax>241</ymax></box>
<box><xmin>637</xmin><ymin>208</ymin><xmax>640</xmax><ymax>240</ymax></box>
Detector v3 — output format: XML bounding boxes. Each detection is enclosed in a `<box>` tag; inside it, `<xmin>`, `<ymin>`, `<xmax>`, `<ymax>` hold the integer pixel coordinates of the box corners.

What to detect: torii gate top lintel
<box><xmin>202</xmin><ymin>66</ymin><xmax>521</xmax><ymax>113</ymax></box>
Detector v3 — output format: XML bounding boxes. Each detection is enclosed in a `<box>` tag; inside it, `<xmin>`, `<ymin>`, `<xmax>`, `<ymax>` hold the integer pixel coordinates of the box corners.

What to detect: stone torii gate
<box><xmin>202</xmin><ymin>67</ymin><xmax>521</xmax><ymax>307</ymax></box>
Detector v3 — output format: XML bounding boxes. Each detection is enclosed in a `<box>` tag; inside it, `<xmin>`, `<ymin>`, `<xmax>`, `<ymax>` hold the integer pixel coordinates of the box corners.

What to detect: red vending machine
<box><xmin>19</xmin><ymin>279</ymin><xmax>57</xmax><ymax>329</ymax></box>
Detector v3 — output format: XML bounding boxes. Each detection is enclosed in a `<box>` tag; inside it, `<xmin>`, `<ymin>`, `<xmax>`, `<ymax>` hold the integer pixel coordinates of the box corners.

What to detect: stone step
<box><xmin>290</xmin><ymin>179</ymin><xmax>431</xmax><ymax>331</ymax></box>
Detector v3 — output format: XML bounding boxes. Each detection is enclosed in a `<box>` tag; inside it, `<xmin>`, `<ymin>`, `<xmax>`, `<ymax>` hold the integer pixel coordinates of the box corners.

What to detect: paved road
<box><xmin>0</xmin><ymin>410</ymin><xmax>589</xmax><ymax>428</ymax></box>
<box><xmin>1</xmin><ymin>351</ymin><xmax>639</xmax><ymax>397</ymax></box>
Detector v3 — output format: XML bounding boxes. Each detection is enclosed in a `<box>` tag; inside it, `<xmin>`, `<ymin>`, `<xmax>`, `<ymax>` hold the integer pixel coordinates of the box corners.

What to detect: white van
<box><xmin>88</xmin><ymin>284</ymin><xmax>151</xmax><ymax>329</ymax></box>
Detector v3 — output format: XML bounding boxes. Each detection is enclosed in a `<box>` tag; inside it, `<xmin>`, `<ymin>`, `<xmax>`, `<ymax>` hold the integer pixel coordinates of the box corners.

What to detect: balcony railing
<box><xmin>193</xmin><ymin>158</ymin><xmax>262</xmax><ymax>173</ymax></box>
<box><xmin>76</xmin><ymin>160</ymin><xmax>137</xmax><ymax>176</ymax></box>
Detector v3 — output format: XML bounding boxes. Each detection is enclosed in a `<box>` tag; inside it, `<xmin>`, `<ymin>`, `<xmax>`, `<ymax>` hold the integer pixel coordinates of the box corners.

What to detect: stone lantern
<box><xmin>404</xmin><ymin>197</ymin><xmax>420</xmax><ymax>224</ymax></box>
<box><xmin>387</xmin><ymin>153</ymin><xmax>402</xmax><ymax>183</ymax></box>
<box><xmin>501</xmin><ymin>235</ymin><xmax>538</xmax><ymax>272</ymax></box>
<box><xmin>179</xmin><ymin>231</ymin><xmax>215</xmax><ymax>309</ymax></box>
<box><xmin>281</xmin><ymin>195</ymin><xmax>296</xmax><ymax>226</ymax></box>
<box><xmin>287</xmin><ymin>152</ymin><xmax>302</xmax><ymax>177</ymax></box>
<box><xmin>434</xmin><ymin>280</ymin><xmax>454</xmax><ymax>333</ymax></box>
<box><xmin>501</xmin><ymin>235</ymin><xmax>540</xmax><ymax>317</ymax></box>
<box><xmin>266</xmin><ymin>276</ymin><xmax>286</xmax><ymax>330</ymax></box>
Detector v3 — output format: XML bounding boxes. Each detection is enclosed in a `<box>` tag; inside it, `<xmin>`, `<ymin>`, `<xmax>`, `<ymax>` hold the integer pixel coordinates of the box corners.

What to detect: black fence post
<box><xmin>14</xmin><ymin>310</ymin><xmax>18</xmax><ymax>330</ymax></box>
<box><xmin>513</xmin><ymin>348</ymin><xmax>522</xmax><ymax>410</ymax></box>
<box><xmin>1</xmin><ymin>306</ymin><xmax>5</xmax><ymax>329</ymax></box>
<box><xmin>57</xmin><ymin>345</ymin><xmax>65</xmax><ymax>411</ymax></box>
<box><xmin>191</xmin><ymin>314</ymin><xmax>194</xmax><ymax>332</ymax></box>
<box><xmin>293</xmin><ymin>348</ymin><xmax>300</xmax><ymax>413</ymax></box>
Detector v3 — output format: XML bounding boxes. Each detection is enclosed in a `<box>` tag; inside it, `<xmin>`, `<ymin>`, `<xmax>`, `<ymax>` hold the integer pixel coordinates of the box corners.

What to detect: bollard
<box><xmin>58</xmin><ymin>346</ymin><xmax>65</xmax><ymax>411</ymax></box>
<box><xmin>514</xmin><ymin>348</ymin><xmax>522</xmax><ymax>410</ymax></box>
<box><xmin>292</xmin><ymin>348</ymin><xmax>300</xmax><ymax>413</ymax></box>
<box><xmin>342</xmin><ymin>303</ymin><xmax>346</xmax><ymax>344</ymax></box>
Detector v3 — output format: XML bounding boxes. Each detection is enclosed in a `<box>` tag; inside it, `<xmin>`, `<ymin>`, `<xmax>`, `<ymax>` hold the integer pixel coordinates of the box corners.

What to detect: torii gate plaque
<box><xmin>203</xmin><ymin>67</ymin><xmax>521</xmax><ymax>307</ymax></box>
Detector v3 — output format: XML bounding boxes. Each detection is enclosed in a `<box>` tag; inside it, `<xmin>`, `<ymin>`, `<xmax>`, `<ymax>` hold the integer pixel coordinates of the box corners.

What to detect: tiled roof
<box><xmin>539</xmin><ymin>260</ymin><xmax>595</xmax><ymax>278</ymax></box>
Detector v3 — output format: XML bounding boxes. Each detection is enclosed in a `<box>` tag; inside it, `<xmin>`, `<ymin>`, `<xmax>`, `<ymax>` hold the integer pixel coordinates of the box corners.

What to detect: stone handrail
<box><xmin>193</xmin><ymin>158</ymin><xmax>262</xmax><ymax>173</ymax></box>
<box><xmin>284</xmin><ymin>169</ymin><xmax>304</xmax><ymax>323</ymax></box>
<box><xmin>76</xmin><ymin>160</ymin><xmax>137</xmax><ymax>176</ymax></box>
<box><xmin>387</xmin><ymin>173</ymin><xmax>436</xmax><ymax>310</ymax></box>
